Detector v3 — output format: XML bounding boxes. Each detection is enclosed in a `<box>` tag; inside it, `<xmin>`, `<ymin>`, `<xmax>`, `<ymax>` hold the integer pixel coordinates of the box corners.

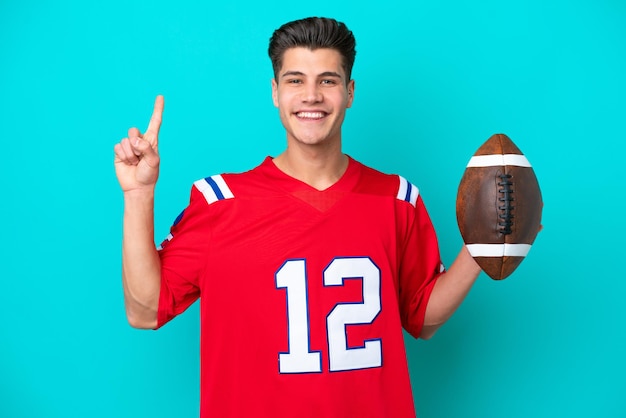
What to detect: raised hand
<box><xmin>114</xmin><ymin>95</ymin><xmax>164</xmax><ymax>193</ymax></box>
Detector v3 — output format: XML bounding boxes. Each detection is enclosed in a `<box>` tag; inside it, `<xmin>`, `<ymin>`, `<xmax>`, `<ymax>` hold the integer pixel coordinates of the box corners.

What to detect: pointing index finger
<box><xmin>146</xmin><ymin>95</ymin><xmax>164</xmax><ymax>136</ymax></box>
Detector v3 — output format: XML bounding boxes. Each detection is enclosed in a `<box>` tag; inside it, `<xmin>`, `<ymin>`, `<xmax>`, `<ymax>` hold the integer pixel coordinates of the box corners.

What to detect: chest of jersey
<box><xmin>197</xmin><ymin>191</ymin><xmax>415</xmax><ymax>416</ymax></box>
<box><xmin>199</xmin><ymin>190</ymin><xmax>405</xmax><ymax>371</ymax></box>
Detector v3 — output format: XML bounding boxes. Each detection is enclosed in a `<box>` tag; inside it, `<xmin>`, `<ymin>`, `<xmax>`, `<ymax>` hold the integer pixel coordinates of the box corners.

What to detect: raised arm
<box><xmin>420</xmin><ymin>246</ymin><xmax>482</xmax><ymax>339</ymax></box>
<box><xmin>113</xmin><ymin>95</ymin><xmax>164</xmax><ymax>329</ymax></box>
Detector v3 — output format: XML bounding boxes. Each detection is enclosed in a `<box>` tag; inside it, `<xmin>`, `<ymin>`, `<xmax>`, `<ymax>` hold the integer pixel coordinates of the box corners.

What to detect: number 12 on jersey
<box><xmin>275</xmin><ymin>257</ymin><xmax>382</xmax><ymax>374</ymax></box>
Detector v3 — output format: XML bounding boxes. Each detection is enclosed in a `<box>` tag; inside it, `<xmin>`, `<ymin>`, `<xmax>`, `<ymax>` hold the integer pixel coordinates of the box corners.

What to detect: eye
<box><xmin>286</xmin><ymin>78</ymin><xmax>303</xmax><ymax>84</ymax></box>
<box><xmin>321</xmin><ymin>79</ymin><xmax>337</xmax><ymax>85</ymax></box>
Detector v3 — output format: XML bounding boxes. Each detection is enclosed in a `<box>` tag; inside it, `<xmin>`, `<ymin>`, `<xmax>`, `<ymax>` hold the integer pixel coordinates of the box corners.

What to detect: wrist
<box><xmin>123</xmin><ymin>188</ymin><xmax>156</xmax><ymax>216</ymax></box>
<box><xmin>123</xmin><ymin>186</ymin><xmax>156</xmax><ymax>201</ymax></box>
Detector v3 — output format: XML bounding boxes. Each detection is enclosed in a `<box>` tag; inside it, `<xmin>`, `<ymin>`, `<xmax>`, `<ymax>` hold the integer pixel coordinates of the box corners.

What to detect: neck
<box><xmin>273</xmin><ymin>144</ymin><xmax>348</xmax><ymax>191</ymax></box>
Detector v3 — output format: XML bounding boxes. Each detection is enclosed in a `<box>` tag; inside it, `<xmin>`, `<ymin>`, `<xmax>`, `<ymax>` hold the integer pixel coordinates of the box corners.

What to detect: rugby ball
<box><xmin>456</xmin><ymin>134</ymin><xmax>543</xmax><ymax>280</ymax></box>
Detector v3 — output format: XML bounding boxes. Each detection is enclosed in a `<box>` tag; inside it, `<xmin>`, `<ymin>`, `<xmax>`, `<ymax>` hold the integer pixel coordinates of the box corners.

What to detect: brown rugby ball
<box><xmin>456</xmin><ymin>134</ymin><xmax>543</xmax><ymax>280</ymax></box>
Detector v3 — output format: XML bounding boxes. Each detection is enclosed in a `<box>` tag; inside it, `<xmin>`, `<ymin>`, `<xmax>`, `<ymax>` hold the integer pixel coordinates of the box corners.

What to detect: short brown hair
<box><xmin>268</xmin><ymin>17</ymin><xmax>357</xmax><ymax>83</ymax></box>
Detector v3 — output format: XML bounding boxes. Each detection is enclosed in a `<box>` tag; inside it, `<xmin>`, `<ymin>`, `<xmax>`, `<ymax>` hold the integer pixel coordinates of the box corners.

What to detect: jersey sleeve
<box><xmin>397</xmin><ymin>194</ymin><xmax>445</xmax><ymax>339</ymax></box>
<box><xmin>155</xmin><ymin>185</ymin><xmax>212</xmax><ymax>328</ymax></box>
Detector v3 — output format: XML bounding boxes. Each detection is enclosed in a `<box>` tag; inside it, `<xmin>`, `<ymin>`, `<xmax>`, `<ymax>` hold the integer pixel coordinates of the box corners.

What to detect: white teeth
<box><xmin>297</xmin><ymin>112</ymin><xmax>325</xmax><ymax>119</ymax></box>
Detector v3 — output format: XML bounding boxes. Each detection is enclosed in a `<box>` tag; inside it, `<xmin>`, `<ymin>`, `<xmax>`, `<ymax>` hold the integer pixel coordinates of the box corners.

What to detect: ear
<box><xmin>346</xmin><ymin>79</ymin><xmax>355</xmax><ymax>108</ymax></box>
<box><xmin>271</xmin><ymin>78</ymin><xmax>279</xmax><ymax>108</ymax></box>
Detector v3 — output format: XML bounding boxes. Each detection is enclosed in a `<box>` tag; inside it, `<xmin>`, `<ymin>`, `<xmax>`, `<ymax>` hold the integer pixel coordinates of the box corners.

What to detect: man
<box><xmin>114</xmin><ymin>17</ymin><xmax>481</xmax><ymax>418</ymax></box>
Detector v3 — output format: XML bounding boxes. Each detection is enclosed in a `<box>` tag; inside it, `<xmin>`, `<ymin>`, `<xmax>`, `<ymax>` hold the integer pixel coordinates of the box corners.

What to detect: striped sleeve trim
<box><xmin>193</xmin><ymin>174</ymin><xmax>235</xmax><ymax>205</ymax></box>
<box><xmin>156</xmin><ymin>233</ymin><xmax>174</xmax><ymax>251</ymax></box>
<box><xmin>396</xmin><ymin>176</ymin><xmax>419</xmax><ymax>207</ymax></box>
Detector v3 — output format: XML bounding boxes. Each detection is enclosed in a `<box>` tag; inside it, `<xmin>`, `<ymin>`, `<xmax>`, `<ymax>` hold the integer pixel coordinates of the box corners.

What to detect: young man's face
<box><xmin>272</xmin><ymin>47</ymin><xmax>355</xmax><ymax>150</ymax></box>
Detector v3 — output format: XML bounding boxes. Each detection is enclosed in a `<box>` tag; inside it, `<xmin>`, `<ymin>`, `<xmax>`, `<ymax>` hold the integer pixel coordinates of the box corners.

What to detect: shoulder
<box><xmin>190</xmin><ymin>159</ymin><xmax>268</xmax><ymax>206</ymax></box>
<box><xmin>352</xmin><ymin>159</ymin><xmax>420</xmax><ymax>208</ymax></box>
<box><xmin>192</xmin><ymin>174</ymin><xmax>235</xmax><ymax>205</ymax></box>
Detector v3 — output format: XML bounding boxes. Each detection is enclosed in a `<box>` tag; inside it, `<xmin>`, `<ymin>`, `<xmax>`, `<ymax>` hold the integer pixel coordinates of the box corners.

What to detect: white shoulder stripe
<box><xmin>210</xmin><ymin>175</ymin><xmax>234</xmax><ymax>199</ymax></box>
<box><xmin>193</xmin><ymin>174</ymin><xmax>234</xmax><ymax>205</ymax></box>
<box><xmin>467</xmin><ymin>154</ymin><xmax>531</xmax><ymax>168</ymax></box>
<box><xmin>396</xmin><ymin>176</ymin><xmax>419</xmax><ymax>207</ymax></box>
<box><xmin>466</xmin><ymin>243</ymin><xmax>531</xmax><ymax>257</ymax></box>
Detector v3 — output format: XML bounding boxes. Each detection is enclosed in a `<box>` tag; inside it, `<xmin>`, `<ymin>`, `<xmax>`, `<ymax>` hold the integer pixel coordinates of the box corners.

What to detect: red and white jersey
<box><xmin>157</xmin><ymin>156</ymin><xmax>444</xmax><ymax>418</ymax></box>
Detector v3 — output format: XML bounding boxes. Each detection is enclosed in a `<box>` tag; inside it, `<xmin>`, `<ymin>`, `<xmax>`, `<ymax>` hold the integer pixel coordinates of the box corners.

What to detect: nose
<box><xmin>301</xmin><ymin>82</ymin><xmax>323</xmax><ymax>103</ymax></box>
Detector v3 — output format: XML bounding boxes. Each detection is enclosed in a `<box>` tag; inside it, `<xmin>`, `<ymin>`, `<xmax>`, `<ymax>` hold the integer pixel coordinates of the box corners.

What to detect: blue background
<box><xmin>1</xmin><ymin>0</ymin><xmax>625</xmax><ymax>417</ymax></box>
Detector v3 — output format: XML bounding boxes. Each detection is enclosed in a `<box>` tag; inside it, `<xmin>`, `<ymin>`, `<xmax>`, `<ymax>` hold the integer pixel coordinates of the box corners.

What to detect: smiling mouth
<box><xmin>296</xmin><ymin>111</ymin><xmax>327</xmax><ymax>120</ymax></box>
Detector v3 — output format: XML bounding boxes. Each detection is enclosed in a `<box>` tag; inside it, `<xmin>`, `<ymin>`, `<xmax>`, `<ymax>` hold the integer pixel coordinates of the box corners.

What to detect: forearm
<box><xmin>121</xmin><ymin>189</ymin><xmax>161</xmax><ymax>329</ymax></box>
<box><xmin>420</xmin><ymin>246</ymin><xmax>482</xmax><ymax>339</ymax></box>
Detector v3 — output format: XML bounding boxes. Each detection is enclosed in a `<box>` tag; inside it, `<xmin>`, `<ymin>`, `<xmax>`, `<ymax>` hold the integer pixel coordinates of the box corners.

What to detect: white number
<box><xmin>275</xmin><ymin>257</ymin><xmax>382</xmax><ymax>374</ymax></box>
<box><xmin>275</xmin><ymin>259</ymin><xmax>322</xmax><ymax>373</ymax></box>
<box><xmin>324</xmin><ymin>257</ymin><xmax>382</xmax><ymax>371</ymax></box>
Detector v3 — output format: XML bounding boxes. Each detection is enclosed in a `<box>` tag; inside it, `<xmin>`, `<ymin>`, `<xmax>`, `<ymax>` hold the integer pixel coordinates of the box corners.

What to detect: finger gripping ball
<box><xmin>456</xmin><ymin>134</ymin><xmax>543</xmax><ymax>280</ymax></box>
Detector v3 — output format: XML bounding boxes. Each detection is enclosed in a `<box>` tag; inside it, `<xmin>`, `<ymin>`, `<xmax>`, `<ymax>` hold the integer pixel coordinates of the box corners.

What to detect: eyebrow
<box><xmin>280</xmin><ymin>70</ymin><xmax>343</xmax><ymax>80</ymax></box>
